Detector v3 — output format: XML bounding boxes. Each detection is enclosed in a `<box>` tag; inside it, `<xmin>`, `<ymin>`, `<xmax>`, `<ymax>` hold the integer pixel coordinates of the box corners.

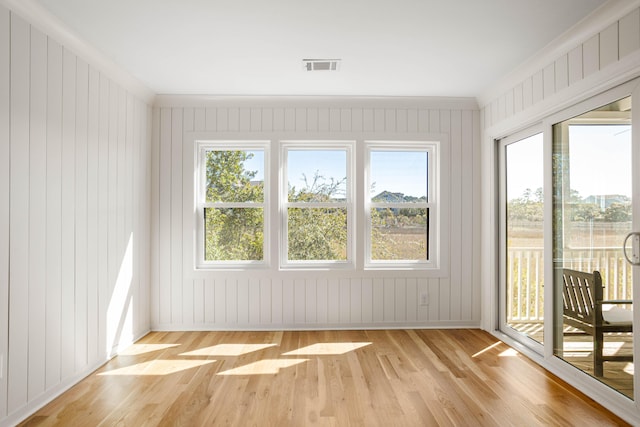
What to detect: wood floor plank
<box><xmin>19</xmin><ymin>329</ymin><xmax>630</xmax><ymax>427</ymax></box>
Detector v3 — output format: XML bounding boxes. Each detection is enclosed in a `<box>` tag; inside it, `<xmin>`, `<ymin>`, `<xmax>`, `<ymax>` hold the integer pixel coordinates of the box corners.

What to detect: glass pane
<box><xmin>205</xmin><ymin>150</ymin><xmax>264</xmax><ymax>203</ymax></box>
<box><xmin>287</xmin><ymin>150</ymin><xmax>346</xmax><ymax>202</ymax></box>
<box><xmin>370</xmin><ymin>151</ymin><xmax>427</xmax><ymax>202</ymax></box>
<box><xmin>505</xmin><ymin>133</ymin><xmax>544</xmax><ymax>345</ymax></box>
<box><xmin>288</xmin><ymin>208</ymin><xmax>347</xmax><ymax>261</ymax></box>
<box><xmin>204</xmin><ymin>207</ymin><xmax>263</xmax><ymax>261</ymax></box>
<box><xmin>371</xmin><ymin>208</ymin><xmax>428</xmax><ymax>261</ymax></box>
<box><xmin>553</xmin><ymin>96</ymin><xmax>633</xmax><ymax>399</ymax></box>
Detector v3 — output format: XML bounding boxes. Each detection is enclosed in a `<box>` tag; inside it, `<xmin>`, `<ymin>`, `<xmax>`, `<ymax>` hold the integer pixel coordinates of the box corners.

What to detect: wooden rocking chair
<box><xmin>561</xmin><ymin>268</ymin><xmax>633</xmax><ymax>377</ymax></box>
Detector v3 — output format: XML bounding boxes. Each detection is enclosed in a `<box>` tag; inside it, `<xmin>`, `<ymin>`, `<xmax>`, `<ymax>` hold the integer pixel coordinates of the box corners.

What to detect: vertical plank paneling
<box><xmin>75</xmin><ymin>58</ymin><xmax>89</xmax><ymax>372</ymax></box>
<box><xmin>192</xmin><ymin>107</ymin><xmax>204</xmax><ymax>132</ymax></box>
<box><xmin>568</xmin><ymin>45</ymin><xmax>583</xmax><ymax>85</ymax></box>
<box><xmin>340</xmin><ymin>108</ymin><xmax>351</xmax><ymax>132</ymax></box>
<box><xmin>374</xmin><ymin>109</ymin><xmax>384</xmax><ymax>132</ymax></box>
<box><xmin>339</xmin><ymin>278</ymin><xmax>350</xmax><ymax>323</ymax></box>
<box><xmin>282</xmin><ymin>279</ymin><xmax>294</xmax><ymax>324</ymax></box>
<box><xmin>461</xmin><ymin>111</ymin><xmax>474</xmax><ymax>320</ymax></box>
<box><xmin>439</xmin><ymin>110</ymin><xmax>463</xmax><ymax>320</ymax></box>
<box><xmin>555</xmin><ymin>55</ymin><xmax>569</xmax><ymax>92</ymax></box>
<box><xmin>273</xmin><ymin>108</ymin><xmax>284</xmax><ymax>131</ymax></box>
<box><xmin>60</xmin><ymin>47</ymin><xmax>77</xmax><ymax>379</ymax></box>
<box><xmin>327</xmin><ymin>279</ymin><xmax>340</xmax><ymax>324</ymax></box>
<box><xmin>249</xmin><ymin>278</ymin><xmax>261</xmax><ymax>325</ymax></box>
<box><xmin>27</xmin><ymin>25</ymin><xmax>47</xmax><ymax>400</ymax></box>
<box><xmin>216</xmin><ymin>108</ymin><xmax>228</xmax><ymax>132</ymax></box>
<box><xmin>284</xmin><ymin>108</ymin><xmax>295</xmax><ymax>131</ymax></box>
<box><xmin>0</xmin><ymin>6</ymin><xmax>9</xmax><ymax>417</ymax></box>
<box><xmin>8</xmin><ymin>13</ymin><xmax>30</xmax><ymax>412</ymax></box>
<box><xmin>472</xmin><ymin>110</ymin><xmax>482</xmax><ymax>321</ymax></box>
<box><xmin>383</xmin><ymin>278</ymin><xmax>395</xmax><ymax>322</ymax></box>
<box><xmin>583</xmin><ymin>34</ymin><xmax>600</xmax><ymax>77</ymax></box>
<box><xmin>239</xmin><ymin>107</ymin><xmax>250</xmax><ymax>132</ymax></box>
<box><xmin>294</xmin><ymin>279</ymin><xmax>305</xmax><ymax>324</ymax></box>
<box><xmin>251</xmin><ymin>108</ymin><xmax>262</xmax><ymax>132</ymax></box>
<box><xmin>362</xmin><ymin>108</ymin><xmax>373</xmax><ymax>132</ymax></box>
<box><xmin>329</xmin><ymin>108</ymin><xmax>340</xmax><ymax>132</ymax></box>
<box><xmin>619</xmin><ymin>8</ymin><xmax>640</xmax><ymax>58</ymax></box>
<box><xmin>316</xmin><ymin>278</ymin><xmax>328</xmax><ymax>324</ymax></box>
<box><xmin>97</xmin><ymin>70</ymin><xmax>110</xmax><ymax>368</ymax></box>
<box><xmin>149</xmin><ymin>107</ymin><xmax>160</xmax><ymax>327</ymax></box>
<box><xmin>295</xmin><ymin>107</ymin><xmax>306</xmax><ymax>131</ymax></box>
<box><xmin>158</xmin><ymin>108</ymin><xmax>172</xmax><ymax>325</ymax></box>
<box><xmin>305</xmin><ymin>279</ymin><xmax>316</xmax><ymax>324</ymax></box>
<box><xmin>513</xmin><ymin>83</ymin><xmax>523</xmax><ymax>114</ymax></box>
<box><xmin>107</xmin><ymin>81</ymin><xmax>118</xmax><ymax>343</ymax></box>
<box><xmin>271</xmin><ymin>279</ymin><xmax>282</xmax><ymax>325</ymax></box>
<box><xmin>394</xmin><ymin>278</ymin><xmax>406</xmax><ymax>321</ymax></box>
<box><xmin>182</xmin><ymin>108</ymin><xmax>194</xmax><ymax>325</ymax></box>
<box><xmin>416</xmin><ymin>278</ymin><xmax>428</xmax><ymax>321</ymax></box>
<box><xmin>87</xmin><ymin>67</ymin><xmax>100</xmax><ymax>368</ymax></box>
<box><xmin>193</xmin><ymin>279</ymin><xmax>204</xmax><ymax>324</ymax></box>
<box><xmin>261</xmin><ymin>108</ymin><xmax>273</xmax><ymax>131</ymax></box>
<box><xmin>237</xmin><ymin>278</ymin><xmax>249</xmax><ymax>324</ymax></box>
<box><xmin>204</xmin><ymin>279</ymin><xmax>214</xmax><ymax>324</ymax></box>
<box><xmin>361</xmin><ymin>278</ymin><xmax>373</xmax><ymax>323</ymax></box>
<box><xmin>532</xmin><ymin>70</ymin><xmax>544</xmax><ymax>104</ymax></box>
<box><xmin>260</xmin><ymin>279</ymin><xmax>272</xmax><ymax>325</ymax></box>
<box><xmin>171</xmin><ymin>108</ymin><xmax>183</xmax><ymax>324</ymax></box>
<box><xmin>406</xmin><ymin>278</ymin><xmax>417</xmax><ymax>322</ymax></box>
<box><xmin>306</xmin><ymin>108</ymin><xmax>317</xmax><ymax>131</ymax></box>
<box><xmin>600</xmin><ymin>22</ymin><xmax>619</xmax><ymax>68</ymax></box>
<box><xmin>372</xmin><ymin>278</ymin><xmax>384</xmax><ymax>322</ymax></box>
<box><xmin>318</xmin><ymin>108</ymin><xmax>329</xmax><ymax>131</ymax></box>
<box><xmin>226</xmin><ymin>278</ymin><xmax>238</xmax><ymax>324</ymax></box>
<box><xmin>214</xmin><ymin>279</ymin><xmax>226</xmax><ymax>324</ymax></box>
<box><xmin>350</xmin><ymin>278</ymin><xmax>361</xmax><ymax>324</ymax></box>
<box><xmin>522</xmin><ymin>77</ymin><xmax>533</xmax><ymax>109</ymax></box>
<box><xmin>543</xmin><ymin>64</ymin><xmax>555</xmax><ymax>99</ymax></box>
<box><xmin>228</xmin><ymin>107</ymin><xmax>239</xmax><ymax>131</ymax></box>
<box><xmin>428</xmin><ymin>278</ymin><xmax>440</xmax><ymax>321</ymax></box>
<box><xmin>351</xmin><ymin>108</ymin><xmax>363</xmax><ymax>132</ymax></box>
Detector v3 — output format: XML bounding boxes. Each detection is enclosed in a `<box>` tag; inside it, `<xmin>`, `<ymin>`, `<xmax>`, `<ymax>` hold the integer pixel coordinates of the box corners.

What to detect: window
<box><xmin>281</xmin><ymin>143</ymin><xmax>353</xmax><ymax>268</ymax></box>
<box><xmin>193</xmin><ymin>136</ymin><xmax>445</xmax><ymax>273</ymax></box>
<box><xmin>365</xmin><ymin>142</ymin><xmax>439</xmax><ymax>268</ymax></box>
<box><xmin>195</xmin><ymin>141</ymin><xmax>268</xmax><ymax>268</ymax></box>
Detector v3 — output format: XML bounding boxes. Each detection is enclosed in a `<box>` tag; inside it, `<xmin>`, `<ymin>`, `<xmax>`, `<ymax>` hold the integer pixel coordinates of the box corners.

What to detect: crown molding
<box><xmin>153</xmin><ymin>94</ymin><xmax>479</xmax><ymax>110</ymax></box>
<box><xmin>1</xmin><ymin>0</ymin><xmax>156</xmax><ymax>105</ymax></box>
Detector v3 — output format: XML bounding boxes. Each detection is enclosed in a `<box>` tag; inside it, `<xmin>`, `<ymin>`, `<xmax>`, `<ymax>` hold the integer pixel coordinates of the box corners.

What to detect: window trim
<box><xmin>364</xmin><ymin>140</ymin><xmax>441</xmax><ymax>270</ymax></box>
<box><xmin>194</xmin><ymin>140</ymin><xmax>270</xmax><ymax>269</ymax></box>
<box><xmin>280</xmin><ymin>141</ymin><xmax>355</xmax><ymax>270</ymax></box>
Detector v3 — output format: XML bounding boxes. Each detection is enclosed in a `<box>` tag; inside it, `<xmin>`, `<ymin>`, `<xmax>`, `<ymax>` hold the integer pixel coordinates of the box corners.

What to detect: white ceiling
<box><xmin>34</xmin><ymin>0</ymin><xmax>607</xmax><ymax>97</ymax></box>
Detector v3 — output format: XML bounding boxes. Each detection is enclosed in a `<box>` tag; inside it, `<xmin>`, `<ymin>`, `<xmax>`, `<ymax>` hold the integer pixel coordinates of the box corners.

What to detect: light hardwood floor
<box><xmin>19</xmin><ymin>329</ymin><xmax>630</xmax><ymax>426</ymax></box>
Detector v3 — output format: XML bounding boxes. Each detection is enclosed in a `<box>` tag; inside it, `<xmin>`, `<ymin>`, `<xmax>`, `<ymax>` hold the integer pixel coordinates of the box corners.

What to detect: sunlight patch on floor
<box><xmin>472</xmin><ymin>342</ymin><xmax>502</xmax><ymax>358</ymax></box>
<box><xmin>218</xmin><ymin>359</ymin><xmax>308</xmax><ymax>375</ymax></box>
<box><xmin>180</xmin><ymin>343</ymin><xmax>277</xmax><ymax>357</ymax></box>
<box><xmin>98</xmin><ymin>359</ymin><xmax>216</xmax><ymax>376</ymax></box>
<box><xmin>119</xmin><ymin>344</ymin><xmax>181</xmax><ymax>356</ymax></box>
<box><xmin>282</xmin><ymin>342</ymin><xmax>371</xmax><ymax>356</ymax></box>
<box><xmin>499</xmin><ymin>348</ymin><xmax>519</xmax><ymax>357</ymax></box>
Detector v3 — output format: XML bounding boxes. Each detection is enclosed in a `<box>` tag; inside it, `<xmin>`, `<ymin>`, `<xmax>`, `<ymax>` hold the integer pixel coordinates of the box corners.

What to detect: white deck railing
<box><xmin>507</xmin><ymin>247</ymin><xmax>633</xmax><ymax>322</ymax></box>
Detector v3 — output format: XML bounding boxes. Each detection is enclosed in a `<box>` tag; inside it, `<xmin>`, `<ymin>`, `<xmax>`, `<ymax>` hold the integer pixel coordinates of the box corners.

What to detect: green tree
<box><xmin>204</xmin><ymin>150</ymin><xmax>264</xmax><ymax>261</ymax></box>
<box><xmin>287</xmin><ymin>172</ymin><xmax>347</xmax><ymax>260</ymax></box>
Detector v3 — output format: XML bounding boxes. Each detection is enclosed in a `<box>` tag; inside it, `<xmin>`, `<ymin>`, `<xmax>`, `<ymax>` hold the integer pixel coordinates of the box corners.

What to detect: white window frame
<box><xmin>194</xmin><ymin>140</ymin><xmax>270</xmax><ymax>269</ymax></box>
<box><xmin>364</xmin><ymin>140</ymin><xmax>440</xmax><ymax>269</ymax></box>
<box><xmin>280</xmin><ymin>141</ymin><xmax>355</xmax><ymax>269</ymax></box>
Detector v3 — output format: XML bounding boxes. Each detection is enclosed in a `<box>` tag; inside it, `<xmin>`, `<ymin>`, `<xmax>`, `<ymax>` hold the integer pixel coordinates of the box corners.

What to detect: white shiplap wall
<box><xmin>481</xmin><ymin>4</ymin><xmax>640</xmax><ymax>134</ymax></box>
<box><xmin>0</xmin><ymin>6</ymin><xmax>151</xmax><ymax>425</ymax></box>
<box><xmin>151</xmin><ymin>98</ymin><xmax>481</xmax><ymax>331</ymax></box>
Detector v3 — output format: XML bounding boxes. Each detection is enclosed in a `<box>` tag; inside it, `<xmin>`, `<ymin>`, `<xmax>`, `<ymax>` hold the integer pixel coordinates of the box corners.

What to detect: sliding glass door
<box><xmin>499</xmin><ymin>80</ymin><xmax>640</xmax><ymax>402</ymax></box>
<box><xmin>552</xmin><ymin>96</ymin><xmax>634</xmax><ymax>399</ymax></box>
<box><xmin>500</xmin><ymin>131</ymin><xmax>545</xmax><ymax>347</ymax></box>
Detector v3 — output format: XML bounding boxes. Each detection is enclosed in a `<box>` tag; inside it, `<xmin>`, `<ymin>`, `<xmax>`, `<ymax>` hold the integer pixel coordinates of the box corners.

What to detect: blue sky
<box><xmin>241</xmin><ymin>149</ymin><xmax>429</xmax><ymax>198</ymax></box>
<box><xmin>506</xmin><ymin>125</ymin><xmax>631</xmax><ymax>201</ymax></box>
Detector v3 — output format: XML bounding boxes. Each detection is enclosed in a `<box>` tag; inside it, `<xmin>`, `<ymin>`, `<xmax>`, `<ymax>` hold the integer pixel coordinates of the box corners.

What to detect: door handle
<box><xmin>623</xmin><ymin>232</ymin><xmax>640</xmax><ymax>266</ymax></box>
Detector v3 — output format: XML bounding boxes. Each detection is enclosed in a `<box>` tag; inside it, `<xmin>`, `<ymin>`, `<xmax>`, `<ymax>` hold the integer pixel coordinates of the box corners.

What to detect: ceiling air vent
<box><xmin>303</xmin><ymin>59</ymin><xmax>341</xmax><ymax>71</ymax></box>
